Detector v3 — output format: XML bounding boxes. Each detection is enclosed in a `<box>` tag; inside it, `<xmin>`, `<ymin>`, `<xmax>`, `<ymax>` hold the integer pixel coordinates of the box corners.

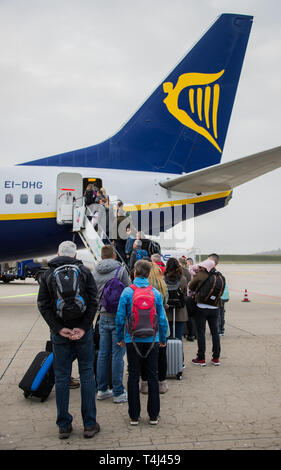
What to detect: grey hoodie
<box><xmin>93</xmin><ymin>258</ymin><xmax>131</xmax><ymax>317</ymax></box>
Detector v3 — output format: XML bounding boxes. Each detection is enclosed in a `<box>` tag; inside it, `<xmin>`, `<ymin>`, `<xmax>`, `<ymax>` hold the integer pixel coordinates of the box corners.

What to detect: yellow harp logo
<box><xmin>163</xmin><ymin>70</ymin><xmax>225</xmax><ymax>153</ymax></box>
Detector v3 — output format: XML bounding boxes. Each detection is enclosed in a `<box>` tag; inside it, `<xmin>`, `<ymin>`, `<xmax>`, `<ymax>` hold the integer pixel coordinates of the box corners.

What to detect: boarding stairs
<box><xmin>72</xmin><ymin>200</ymin><xmax>129</xmax><ymax>272</ymax></box>
<box><xmin>55</xmin><ymin>172</ymin><xmax>128</xmax><ymax>269</ymax></box>
<box><xmin>72</xmin><ymin>204</ymin><xmax>104</xmax><ymax>264</ymax></box>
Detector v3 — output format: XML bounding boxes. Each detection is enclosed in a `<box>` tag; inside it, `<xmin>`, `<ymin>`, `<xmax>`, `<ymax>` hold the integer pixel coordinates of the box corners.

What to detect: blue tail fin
<box><xmin>23</xmin><ymin>13</ymin><xmax>253</xmax><ymax>174</ymax></box>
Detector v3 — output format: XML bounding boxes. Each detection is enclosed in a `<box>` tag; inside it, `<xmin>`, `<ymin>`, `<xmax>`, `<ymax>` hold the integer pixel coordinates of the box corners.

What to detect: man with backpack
<box><xmin>188</xmin><ymin>258</ymin><xmax>225</xmax><ymax>367</ymax></box>
<box><xmin>115</xmin><ymin>260</ymin><xmax>168</xmax><ymax>426</ymax></box>
<box><xmin>129</xmin><ymin>240</ymin><xmax>148</xmax><ymax>270</ymax></box>
<box><xmin>93</xmin><ymin>245</ymin><xmax>131</xmax><ymax>403</ymax></box>
<box><xmin>37</xmin><ymin>241</ymin><xmax>99</xmax><ymax>440</ymax></box>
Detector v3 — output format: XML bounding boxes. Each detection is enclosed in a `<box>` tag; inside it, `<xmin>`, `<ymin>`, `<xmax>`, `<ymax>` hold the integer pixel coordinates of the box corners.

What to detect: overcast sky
<box><xmin>0</xmin><ymin>0</ymin><xmax>280</xmax><ymax>254</ymax></box>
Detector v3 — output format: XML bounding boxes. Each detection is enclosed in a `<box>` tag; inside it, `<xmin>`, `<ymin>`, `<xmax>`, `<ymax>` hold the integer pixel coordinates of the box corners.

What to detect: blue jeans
<box><xmin>51</xmin><ymin>328</ymin><xmax>97</xmax><ymax>431</ymax></box>
<box><xmin>168</xmin><ymin>321</ymin><xmax>185</xmax><ymax>340</ymax></box>
<box><xmin>97</xmin><ymin>315</ymin><xmax>126</xmax><ymax>397</ymax></box>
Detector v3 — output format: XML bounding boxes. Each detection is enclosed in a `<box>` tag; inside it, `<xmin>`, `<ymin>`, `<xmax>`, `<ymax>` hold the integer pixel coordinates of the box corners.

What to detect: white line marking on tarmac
<box><xmin>0</xmin><ymin>293</ymin><xmax>37</xmax><ymax>299</ymax></box>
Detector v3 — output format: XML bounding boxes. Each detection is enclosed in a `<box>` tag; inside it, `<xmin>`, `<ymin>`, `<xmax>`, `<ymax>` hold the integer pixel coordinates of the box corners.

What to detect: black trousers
<box><xmin>185</xmin><ymin>296</ymin><xmax>197</xmax><ymax>338</ymax></box>
<box><xmin>194</xmin><ymin>306</ymin><xmax>220</xmax><ymax>360</ymax></box>
<box><xmin>141</xmin><ymin>344</ymin><xmax>167</xmax><ymax>382</ymax></box>
<box><xmin>217</xmin><ymin>300</ymin><xmax>227</xmax><ymax>333</ymax></box>
<box><xmin>126</xmin><ymin>342</ymin><xmax>159</xmax><ymax>420</ymax></box>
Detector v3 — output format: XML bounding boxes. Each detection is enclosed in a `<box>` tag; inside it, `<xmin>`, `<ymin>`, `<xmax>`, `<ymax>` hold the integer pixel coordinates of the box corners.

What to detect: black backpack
<box><xmin>197</xmin><ymin>270</ymin><xmax>225</xmax><ymax>306</ymax></box>
<box><xmin>148</xmin><ymin>240</ymin><xmax>161</xmax><ymax>256</ymax></box>
<box><xmin>85</xmin><ymin>189</ymin><xmax>95</xmax><ymax>206</ymax></box>
<box><xmin>166</xmin><ymin>278</ymin><xmax>185</xmax><ymax>308</ymax></box>
<box><xmin>52</xmin><ymin>265</ymin><xmax>87</xmax><ymax>321</ymax></box>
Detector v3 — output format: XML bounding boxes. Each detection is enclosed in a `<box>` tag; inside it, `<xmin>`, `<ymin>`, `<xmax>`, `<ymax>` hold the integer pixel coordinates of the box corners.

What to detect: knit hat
<box><xmin>198</xmin><ymin>259</ymin><xmax>215</xmax><ymax>272</ymax></box>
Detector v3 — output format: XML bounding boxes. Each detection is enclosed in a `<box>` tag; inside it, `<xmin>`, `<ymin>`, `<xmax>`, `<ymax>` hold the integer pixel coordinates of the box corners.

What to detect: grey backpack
<box><xmin>53</xmin><ymin>265</ymin><xmax>87</xmax><ymax>321</ymax></box>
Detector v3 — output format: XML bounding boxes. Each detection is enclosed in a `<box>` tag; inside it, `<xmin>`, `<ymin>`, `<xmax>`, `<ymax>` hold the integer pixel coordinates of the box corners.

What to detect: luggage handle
<box><xmin>168</xmin><ymin>307</ymin><xmax>182</xmax><ymax>342</ymax></box>
<box><xmin>167</xmin><ymin>307</ymin><xmax>178</xmax><ymax>340</ymax></box>
<box><xmin>173</xmin><ymin>307</ymin><xmax>176</xmax><ymax>338</ymax></box>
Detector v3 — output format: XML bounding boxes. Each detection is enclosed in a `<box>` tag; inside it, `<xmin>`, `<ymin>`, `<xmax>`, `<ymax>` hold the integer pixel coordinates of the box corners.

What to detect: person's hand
<box><xmin>117</xmin><ymin>340</ymin><xmax>125</xmax><ymax>348</ymax></box>
<box><xmin>70</xmin><ymin>328</ymin><xmax>85</xmax><ymax>340</ymax></box>
<box><xmin>59</xmin><ymin>328</ymin><xmax>74</xmax><ymax>338</ymax></box>
<box><xmin>159</xmin><ymin>342</ymin><xmax>166</xmax><ymax>348</ymax></box>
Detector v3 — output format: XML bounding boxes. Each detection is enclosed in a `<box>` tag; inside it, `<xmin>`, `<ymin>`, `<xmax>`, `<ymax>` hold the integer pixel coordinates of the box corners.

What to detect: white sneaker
<box><xmin>113</xmin><ymin>390</ymin><xmax>128</xmax><ymax>403</ymax></box>
<box><xmin>130</xmin><ymin>418</ymin><xmax>140</xmax><ymax>426</ymax></box>
<box><xmin>97</xmin><ymin>388</ymin><xmax>113</xmax><ymax>400</ymax></box>
<box><xmin>159</xmin><ymin>380</ymin><xmax>168</xmax><ymax>394</ymax></box>
<box><xmin>149</xmin><ymin>417</ymin><xmax>159</xmax><ymax>425</ymax></box>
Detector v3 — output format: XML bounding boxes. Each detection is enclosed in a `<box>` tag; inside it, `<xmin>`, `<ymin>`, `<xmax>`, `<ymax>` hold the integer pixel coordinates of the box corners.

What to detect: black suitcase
<box><xmin>18</xmin><ymin>351</ymin><xmax>55</xmax><ymax>402</ymax></box>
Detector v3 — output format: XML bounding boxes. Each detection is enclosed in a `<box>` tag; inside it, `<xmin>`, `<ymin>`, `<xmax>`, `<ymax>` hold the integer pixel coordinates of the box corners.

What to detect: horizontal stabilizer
<box><xmin>159</xmin><ymin>146</ymin><xmax>281</xmax><ymax>193</ymax></box>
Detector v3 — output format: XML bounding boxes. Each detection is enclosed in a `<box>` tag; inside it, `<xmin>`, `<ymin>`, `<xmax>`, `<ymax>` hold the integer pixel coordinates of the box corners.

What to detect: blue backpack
<box><xmin>102</xmin><ymin>266</ymin><xmax>126</xmax><ymax>314</ymax></box>
<box><xmin>136</xmin><ymin>249</ymin><xmax>148</xmax><ymax>260</ymax></box>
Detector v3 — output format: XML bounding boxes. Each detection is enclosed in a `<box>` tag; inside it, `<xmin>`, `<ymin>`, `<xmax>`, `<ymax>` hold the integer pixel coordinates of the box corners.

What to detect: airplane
<box><xmin>1</xmin><ymin>13</ymin><xmax>281</xmax><ymax>263</ymax></box>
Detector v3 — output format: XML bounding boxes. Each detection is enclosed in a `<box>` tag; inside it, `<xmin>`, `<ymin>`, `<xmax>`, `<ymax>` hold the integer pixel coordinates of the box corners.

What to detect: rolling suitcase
<box><xmin>19</xmin><ymin>350</ymin><xmax>55</xmax><ymax>402</ymax></box>
<box><xmin>166</xmin><ymin>307</ymin><xmax>184</xmax><ymax>380</ymax></box>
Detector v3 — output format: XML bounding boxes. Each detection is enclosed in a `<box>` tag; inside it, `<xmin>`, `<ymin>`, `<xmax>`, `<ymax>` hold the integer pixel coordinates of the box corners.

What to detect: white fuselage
<box><xmin>0</xmin><ymin>165</ymin><xmax>229</xmax><ymax>262</ymax></box>
<box><xmin>0</xmin><ymin>165</ymin><xmax>185</xmax><ymax>215</ymax></box>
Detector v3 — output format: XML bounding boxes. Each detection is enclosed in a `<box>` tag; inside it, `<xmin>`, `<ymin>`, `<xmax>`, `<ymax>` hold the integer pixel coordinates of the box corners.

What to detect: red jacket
<box><xmin>155</xmin><ymin>261</ymin><xmax>166</xmax><ymax>275</ymax></box>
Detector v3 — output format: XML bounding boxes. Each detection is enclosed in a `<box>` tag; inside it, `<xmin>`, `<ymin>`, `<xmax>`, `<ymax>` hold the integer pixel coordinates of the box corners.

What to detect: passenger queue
<box><xmin>36</xmin><ymin>186</ymin><xmax>228</xmax><ymax>440</ymax></box>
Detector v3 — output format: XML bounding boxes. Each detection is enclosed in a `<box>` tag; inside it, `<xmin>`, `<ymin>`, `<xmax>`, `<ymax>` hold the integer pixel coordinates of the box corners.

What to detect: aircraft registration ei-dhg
<box><xmin>1</xmin><ymin>13</ymin><xmax>281</xmax><ymax>262</ymax></box>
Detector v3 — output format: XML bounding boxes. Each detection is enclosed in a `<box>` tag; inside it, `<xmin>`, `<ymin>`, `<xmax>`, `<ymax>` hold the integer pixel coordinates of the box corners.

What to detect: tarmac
<box><xmin>0</xmin><ymin>263</ymin><xmax>281</xmax><ymax>451</ymax></box>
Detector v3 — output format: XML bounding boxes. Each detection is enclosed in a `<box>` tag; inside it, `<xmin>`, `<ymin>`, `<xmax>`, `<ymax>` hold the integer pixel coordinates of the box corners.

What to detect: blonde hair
<box><xmin>148</xmin><ymin>263</ymin><xmax>168</xmax><ymax>302</ymax></box>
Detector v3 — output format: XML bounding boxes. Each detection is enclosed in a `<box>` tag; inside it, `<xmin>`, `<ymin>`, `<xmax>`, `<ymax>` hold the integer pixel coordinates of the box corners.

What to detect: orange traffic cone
<box><xmin>242</xmin><ymin>289</ymin><xmax>250</xmax><ymax>302</ymax></box>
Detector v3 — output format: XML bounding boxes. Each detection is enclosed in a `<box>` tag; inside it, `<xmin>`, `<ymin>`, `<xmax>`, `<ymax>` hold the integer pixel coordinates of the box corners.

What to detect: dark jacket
<box><xmin>188</xmin><ymin>269</ymin><xmax>222</xmax><ymax>307</ymax></box>
<box><xmin>37</xmin><ymin>255</ymin><xmax>98</xmax><ymax>334</ymax></box>
<box><xmin>139</xmin><ymin>238</ymin><xmax>150</xmax><ymax>252</ymax></box>
<box><xmin>165</xmin><ymin>275</ymin><xmax>188</xmax><ymax>322</ymax></box>
<box><xmin>84</xmin><ymin>189</ymin><xmax>96</xmax><ymax>206</ymax></box>
<box><xmin>129</xmin><ymin>249</ymin><xmax>137</xmax><ymax>271</ymax></box>
<box><xmin>182</xmin><ymin>267</ymin><xmax>191</xmax><ymax>284</ymax></box>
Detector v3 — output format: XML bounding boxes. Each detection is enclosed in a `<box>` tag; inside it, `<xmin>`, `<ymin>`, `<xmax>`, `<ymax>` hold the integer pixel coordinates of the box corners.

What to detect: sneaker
<box><xmin>97</xmin><ymin>388</ymin><xmax>113</xmax><ymax>400</ymax></box>
<box><xmin>211</xmin><ymin>358</ymin><xmax>220</xmax><ymax>366</ymax></box>
<box><xmin>69</xmin><ymin>377</ymin><xmax>80</xmax><ymax>389</ymax></box>
<box><xmin>159</xmin><ymin>380</ymin><xmax>168</xmax><ymax>394</ymax></box>
<box><xmin>83</xmin><ymin>422</ymin><xmax>100</xmax><ymax>438</ymax></box>
<box><xmin>59</xmin><ymin>425</ymin><xmax>73</xmax><ymax>439</ymax></box>
<box><xmin>192</xmin><ymin>357</ymin><xmax>206</xmax><ymax>367</ymax></box>
<box><xmin>113</xmin><ymin>390</ymin><xmax>128</xmax><ymax>403</ymax></box>
<box><xmin>130</xmin><ymin>418</ymin><xmax>140</xmax><ymax>426</ymax></box>
<box><xmin>149</xmin><ymin>417</ymin><xmax>159</xmax><ymax>425</ymax></box>
<box><xmin>140</xmin><ymin>381</ymin><xmax>148</xmax><ymax>394</ymax></box>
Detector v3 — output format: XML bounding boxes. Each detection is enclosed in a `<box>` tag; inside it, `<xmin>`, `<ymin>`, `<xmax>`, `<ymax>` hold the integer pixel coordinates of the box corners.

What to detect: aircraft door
<box><xmin>56</xmin><ymin>172</ymin><xmax>83</xmax><ymax>224</ymax></box>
